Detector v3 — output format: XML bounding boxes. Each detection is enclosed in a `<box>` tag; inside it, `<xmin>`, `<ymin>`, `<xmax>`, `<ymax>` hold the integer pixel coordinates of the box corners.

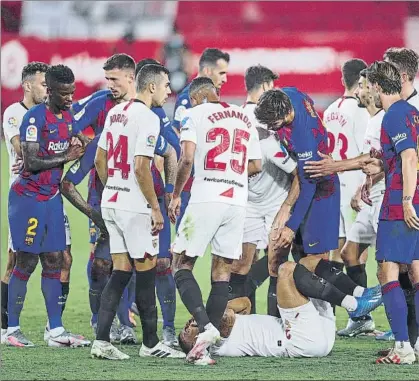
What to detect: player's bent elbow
<box><xmin>248</xmin><ymin>159</ymin><xmax>262</xmax><ymax>177</ymax></box>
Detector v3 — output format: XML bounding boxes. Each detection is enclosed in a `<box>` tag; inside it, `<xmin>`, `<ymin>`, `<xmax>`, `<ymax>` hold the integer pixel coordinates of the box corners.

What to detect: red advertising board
<box><xmin>1</xmin><ymin>31</ymin><xmax>404</xmax><ymax>110</ymax></box>
<box><xmin>1</xmin><ymin>35</ymin><xmax>161</xmax><ymax>109</ymax></box>
<box><xmin>185</xmin><ymin>32</ymin><xmax>404</xmax><ymax>97</ymax></box>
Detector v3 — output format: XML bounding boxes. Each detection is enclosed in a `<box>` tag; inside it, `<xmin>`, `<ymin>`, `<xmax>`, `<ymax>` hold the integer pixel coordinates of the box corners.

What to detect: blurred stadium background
<box><xmin>2</xmin><ymin>0</ymin><xmax>419</xmax><ymax>118</ymax></box>
<box><xmin>1</xmin><ymin>2</ymin><xmax>419</xmax><ymax>379</ymax></box>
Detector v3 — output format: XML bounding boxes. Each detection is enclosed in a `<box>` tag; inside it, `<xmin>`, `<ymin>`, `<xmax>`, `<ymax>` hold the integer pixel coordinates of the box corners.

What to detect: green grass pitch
<box><xmin>1</xmin><ymin>142</ymin><xmax>418</xmax><ymax>380</ymax></box>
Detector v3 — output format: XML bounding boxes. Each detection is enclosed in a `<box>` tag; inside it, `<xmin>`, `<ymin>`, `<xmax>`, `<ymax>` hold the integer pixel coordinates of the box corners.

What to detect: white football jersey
<box><xmin>407</xmin><ymin>89</ymin><xmax>419</xmax><ymax>109</ymax></box>
<box><xmin>2</xmin><ymin>102</ymin><xmax>28</xmax><ymax>186</ymax></box>
<box><xmin>98</xmin><ymin>100</ymin><xmax>160</xmax><ymax>214</ymax></box>
<box><xmin>362</xmin><ymin>110</ymin><xmax>385</xmax><ymax>201</ymax></box>
<box><xmin>214</xmin><ymin>314</ymin><xmax>286</xmax><ymax>357</ymax></box>
<box><xmin>248</xmin><ymin>132</ymin><xmax>296</xmax><ymax>207</ymax></box>
<box><xmin>180</xmin><ymin>102</ymin><xmax>262</xmax><ymax>207</ymax></box>
<box><xmin>324</xmin><ymin>96</ymin><xmax>369</xmax><ymax>203</ymax></box>
<box><xmin>242</xmin><ymin>102</ymin><xmax>267</xmax><ymax>130</ymax></box>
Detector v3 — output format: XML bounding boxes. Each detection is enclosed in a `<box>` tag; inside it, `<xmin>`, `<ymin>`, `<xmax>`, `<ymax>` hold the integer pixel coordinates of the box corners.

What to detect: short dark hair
<box><xmin>136</xmin><ymin>64</ymin><xmax>169</xmax><ymax>92</ymax></box>
<box><xmin>245</xmin><ymin>65</ymin><xmax>278</xmax><ymax>93</ymax></box>
<box><xmin>199</xmin><ymin>48</ymin><xmax>230</xmax><ymax>71</ymax></box>
<box><xmin>342</xmin><ymin>59</ymin><xmax>367</xmax><ymax>90</ymax></box>
<box><xmin>103</xmin><ymin>53</ymin><xmax>135</xmax><ymax>72</ymax></box>
<box><xmin>135</xmin><ymin>58</ymin><xmax>160</xmax><ymax>77</ymax></box>
<box><xmin>22</xmin><ymin>62</ymin><xmax>49</xmax><ymax>82</ymax></box>
<box><xmin>45</xmin><ymin>64</ymin><xmax>75</xmax><ymax>87</ymax></box>
<box><xmin>383</xmin><ymin>47</ymin><xmax>419</xmax><ymax>82</ymax></box>
<box><xmin>366</xmin><ymin>61</ymin><xmax>402</xmax><ymax>95</ymax></box>
<box><xmin>189</xmin><ymin>77</ymin><xmax>215</xmax><ymax>97</ymax></box>
<box><xmin>254</xmin><ymin>89</ymin><xmax>293</xmax><ymax>127</ymax></box>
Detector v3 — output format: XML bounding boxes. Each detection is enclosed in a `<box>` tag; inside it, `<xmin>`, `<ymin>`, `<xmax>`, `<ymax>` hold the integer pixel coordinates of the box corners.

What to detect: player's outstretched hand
<box><xmin>303</xmin><ymin>151</ymin><xmax>335</xmax><ymax>178</ymax></box>
<box><xmin>403</xmin><ymin>200</ymin><xmax>419</xmax><ymax>230</ymax></box>
<box><xmin>168</xmin><ymin>196</ymin><xmax>181</xmax><ymax>224</ymax></box>
<box><xmin>151</xmin><ymin>207</ymin><xmax>164</xmax><ymax>234</ymax></box>
<box><xmin>274</xmin><ymin>226</ymin><xmax>295</xmax><ymax>250</ymax></box>
<box><xmin>351</xmin><ymin>186</ymin><xmax>364</xmax><ymax>212</ymax></box>
<box><xmin>65</xmin><ymin>144</ymin><xmax>85</xmax><ymax>162</ymax></box>
<box><xmin>361</xmin><ymin>158</ymin><xmax>383</xmax><ymax>176</ymax></box>
<box><xmin>271</xmin><ymin>206</ymin><xmax>291</xmax><ymax>241</ymax></box>
<box><xmin>12</xmin><ymin>157</ymin><xmax>23</xmax><ymax>174</ymax></box>
<box><xmin>360</xmin><ymin>176</ymin><xmax>373</xmax><ymax>206</ymax></box>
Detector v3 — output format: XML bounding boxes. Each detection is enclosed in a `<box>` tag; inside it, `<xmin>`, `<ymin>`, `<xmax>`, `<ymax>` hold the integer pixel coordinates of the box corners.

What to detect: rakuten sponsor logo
<box><xmin>48</xmin><ymin>141</ymin><xmax>70</xmax><ymax>153</ymax></box>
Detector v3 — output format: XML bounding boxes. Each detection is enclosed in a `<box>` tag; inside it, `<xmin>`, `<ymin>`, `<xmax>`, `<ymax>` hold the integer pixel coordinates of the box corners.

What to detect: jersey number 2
<box><xmin>204</xmin><ymin>128</ymin><xmax>250</xmax><ymax>175</ymax></box>
<box><xmin>328</xmin><ymin>132</ymin><xmax>348</xmax><ymax>160</ymax></box>
<box><xmin>107</xmin><ymin>132</ymin><xmax>130</xmax><ymax>179</ymax></box>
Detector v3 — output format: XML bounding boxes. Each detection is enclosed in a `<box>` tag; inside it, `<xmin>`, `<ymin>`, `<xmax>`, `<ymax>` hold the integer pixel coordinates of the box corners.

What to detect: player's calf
<box><xmin>7</xmin><ymin>252</ymin><xmax>39</xmax><ymax>341</ymax></box>
<box><xmin>1</xmin><ymin>249</ymin><xmax>16</xmax><ymax>338</ymax></box>
<box><xmin>60</xmin><ymin>246</ymin><xmax>72</xmax><ymax>316</ymax></box>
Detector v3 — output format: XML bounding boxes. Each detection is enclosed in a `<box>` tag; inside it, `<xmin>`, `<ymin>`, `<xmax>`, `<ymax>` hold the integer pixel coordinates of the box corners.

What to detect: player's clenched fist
<box><xmin>65</xmin><ymin>143</ymin><xmax>85</xmax><ymax>162</ymax></box>
<box><xmin>151</xmin><ymin>206</ymin><xmax>164</xmax><ymax>235</ymax></box>
<box><xmin>168</xmin><ymin>196</ymin><xmax>181</xmax><ymax>224</ymax></box>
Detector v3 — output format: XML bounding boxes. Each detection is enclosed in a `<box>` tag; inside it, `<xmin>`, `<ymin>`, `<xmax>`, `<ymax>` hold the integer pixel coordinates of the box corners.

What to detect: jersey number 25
<box><xmin>204</xmin><ymin>127</ymin><xmax>250</xmax><ymax>175</ymax></box>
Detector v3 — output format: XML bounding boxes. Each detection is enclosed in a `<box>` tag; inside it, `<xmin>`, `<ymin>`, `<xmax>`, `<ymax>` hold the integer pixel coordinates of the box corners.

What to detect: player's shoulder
<box><xmin>24</xmin><ymin>103</ymin><xmax>47</xmax><ymax>119</ymax></box>
<box><xmin>323</xmin><ymin>98</ymin><xmax>342</xmax><ymax>115</ymax></box>
<box><xmin>175</xmin><ymin>84</ymin><xmax>191</xmax><ymax>108</ymax></box>
<box><xmin>4</xmin><ymin>101</ymin><xmax>27</xmax><ymax>117</ymax></box>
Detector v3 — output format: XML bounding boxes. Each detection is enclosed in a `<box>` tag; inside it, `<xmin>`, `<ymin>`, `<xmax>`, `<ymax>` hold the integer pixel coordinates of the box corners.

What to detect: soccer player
<box><xmin>74</xmin><ymin>56</ymin><xmax>180</xmax><ymax>346</ymax></box>
<box><xmin>1</xmin><ymin>62</ymin><xmax>49</xmax><ymax>343</ymax></box>
<box><xmin>254</xmin><ymin>88</ymin><xmax>340</xmax><ymax>265</ymax></box>
<box><xmin>171</xmin><ymin>48</ymin><xmax>230</xmax><ymax>231</ymax></box>
<box><xmin>323</xmin><ymin>59</ymin><xmax>369</xmax><ymax>269</ymax></box>
<box><xmin>179</xmin><ymin>256</ymin><xmax>382</xmax><ymax>359</ymax></box>
<box><xmin>91</xmin><ymin>64</ymin><xmax>184</xmax><ymax>360</ymax></box>
<box><xmin>361</xmin><ymin>61</ymin><xmax>419</xmax><ymax>365</ymax></box>
<box><xmin>168</xmin><ymin>77</ymin><xmax>262</xmax><ymax>364</ymax></box>
<box><xmin>303</xmin><ymin>49</ymin><xmax>419</xmax><ymax>343</ymax></box>
<box><xmin>6</xmin><ymin>65</ymin><xmax>89</xmax><ymax>347</ymax></box>
<box><xmin>229</xmin><ymin>65</ymin><xmax>299</xmax><ymax>317</ymax></box>
<box><xmin>334</xmin><ymin>70</ymin><xmax>384</xmax><ymax>337</ymax></box>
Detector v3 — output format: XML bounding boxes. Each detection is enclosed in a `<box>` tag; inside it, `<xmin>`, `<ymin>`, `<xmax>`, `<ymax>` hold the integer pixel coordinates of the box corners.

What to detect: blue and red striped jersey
<box><xmin>379</xmin><ymin>100</ymin><xmax>419</xmax><ymax>220</ymax></box>
<box><xmin>12</xmin><ymin>103</ymin><xmax>76</xmax><ymax>201</ymax></box>
<box><xmin>276</xmin><ymin>87</ymin><xmax>339</xmax><ymax>232</ymax></box>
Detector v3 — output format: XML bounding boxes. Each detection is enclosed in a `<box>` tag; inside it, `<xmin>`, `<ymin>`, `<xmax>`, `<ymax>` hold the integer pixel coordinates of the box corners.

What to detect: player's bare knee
<box><xmin>172</xmin><ymin>252</ymin><xmax>196</xmax><ymax>274</ymax></box>
<box><xmin>156</xmin><ymin>258</ymin><xmax>171</xmax><ymax>273</ymax></box>
<box><xmin>16</xmin><ymin>252</ymin><xmax>39</xmax><ymax>274</ymax></box>
<box><xmin>40</xmin><ymin>251</ymin><xmax>63</xmax><ymax>271</ymax></box>
<box><xmin>231</xmin><ymin>259</ymin><xmax>252</xmax><ymax>275</ymax></box>
<box><xmin>62</xmin><ymin>247</ymin><xmax>73</xmax><ymax>272</ymax></box>
<box><xmin>135</xmin><ymin>255</ymin><xmax>157</xmax><ymax>272</ymax></box>
<box><xmin>278</xmin><ymin>261</ymin><xmax>296</xmax><ymax>279</ymax></box>
<box><xmin>299</xmin><ymin>255</ymin><xmax>321</xmax><ymax>272</ymax></box>
<box><xmin>111</xmin><ymin>253</ymin><xmax>133</xmax><ymax>272</ymax></box>
<box><xmin>91</xmin><ymin>258</ymin><xmax>112</xmax><ymax>281</ymax></box>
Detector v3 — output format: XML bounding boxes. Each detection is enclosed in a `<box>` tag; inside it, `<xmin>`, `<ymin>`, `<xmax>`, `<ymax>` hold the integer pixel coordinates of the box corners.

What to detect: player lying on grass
<box><xmin>178</xmin><ymin>256</ymin><xmax>383</xmax><ymax>362</ymax></box>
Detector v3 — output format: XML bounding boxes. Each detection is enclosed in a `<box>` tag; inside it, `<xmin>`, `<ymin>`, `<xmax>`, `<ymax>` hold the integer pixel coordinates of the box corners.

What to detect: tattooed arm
<box><xmin>21</xmin><ymin>141</ymin><xmax>84</xmax><ymax>172</ymax></box>
<box><xmin>162</xmin><ymin>143</ymin><xmax>177</xmax><ymax>188</ymax></box>
<box><xmin>60</xmin><ymin>180</ymin><xmax>106</xmax><ymax>231</ymax></box>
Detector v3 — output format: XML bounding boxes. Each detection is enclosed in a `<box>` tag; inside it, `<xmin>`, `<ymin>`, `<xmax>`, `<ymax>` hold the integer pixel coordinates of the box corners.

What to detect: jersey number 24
<box><xmin>106</xmin><ymin>132</ymin><xmax>130</xmax><ymax>179</ymax></box>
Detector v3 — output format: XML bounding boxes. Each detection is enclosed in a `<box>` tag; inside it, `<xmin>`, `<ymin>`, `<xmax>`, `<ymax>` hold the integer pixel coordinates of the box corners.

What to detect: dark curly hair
<box><xmin>45</xmin><ymin>64</ymin><xmax>75</xmax><ymax>87</ymax></box>
<box><xmin>254</xmin><ymin>89</ymin><xmax>293</xmax><ymax>129</ymax></box>
<box><xmin>245</xmin><ymin>65</ymin><xmax>278</xmax><ymax>93</ymax></box>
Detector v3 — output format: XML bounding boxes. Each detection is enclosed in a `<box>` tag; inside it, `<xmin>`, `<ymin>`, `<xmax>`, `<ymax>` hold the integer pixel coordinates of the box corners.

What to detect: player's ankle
<box><xmin>341</xmin><ymin>295</ymin><xmax>357</xmax><ymax>312</ymax></box>
<box><xmin>353</xmin><ymin>286</ymin><xmax>365</xmax><ymax>297</ymax></box>
<box><xmin>7</xmin><ymin>326</ymin><xmax>20</xmax><ymax>335</ymax></box>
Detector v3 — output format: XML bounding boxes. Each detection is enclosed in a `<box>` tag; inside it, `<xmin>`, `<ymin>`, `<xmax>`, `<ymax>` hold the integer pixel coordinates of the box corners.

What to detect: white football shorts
<box><xmin>102</xmin><ymin>208</ymin><xmax>158</xmax><ymax>259</ymax></box>
<box><xmin>172</xmin><ymin>202</ymin><xmax>246</xmax><ymax>260</ymax></box>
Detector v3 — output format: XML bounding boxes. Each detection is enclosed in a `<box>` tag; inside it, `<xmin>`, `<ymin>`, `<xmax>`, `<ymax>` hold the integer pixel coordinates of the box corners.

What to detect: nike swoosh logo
<box><xmin>49</xmin><ymin>129</ymin><xmax>57</xmax><ymax>134</ymax></box>
<box><xmin>309</xmin><ymin>242</ymin><xmax>319</xmax><ymax>247</ymax></box>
